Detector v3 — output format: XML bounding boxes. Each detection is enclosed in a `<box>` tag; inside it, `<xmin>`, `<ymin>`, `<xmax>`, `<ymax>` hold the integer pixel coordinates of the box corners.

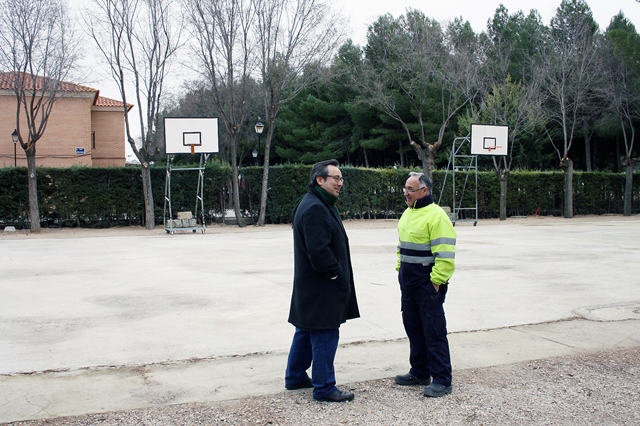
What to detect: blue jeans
<box><xmin>285</xmin><ymin>327</ymin><xmax>339</xmax><ymax>398</ymax></box>
<box><xmin>401</xmin><ymin>283</ymin><xmax>451</xmax><ymax>386</ymax></box>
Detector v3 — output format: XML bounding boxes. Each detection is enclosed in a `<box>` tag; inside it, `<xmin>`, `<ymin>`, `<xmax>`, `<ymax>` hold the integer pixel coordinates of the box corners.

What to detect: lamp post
<box><xmin>11</xmin><ymin>129</ymin><xmax>18</xmax><ymax>167</ymax></box>
<box><xmin>254</xmin><ymin>117</ymin><xmax>264</xmax><ymax>164</ymax></box>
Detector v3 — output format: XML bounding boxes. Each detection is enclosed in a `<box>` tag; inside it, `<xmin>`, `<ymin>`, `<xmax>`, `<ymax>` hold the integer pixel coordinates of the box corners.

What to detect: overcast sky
<box><xmin>72</xmin><ymin>0</ymin><xmax>639</xmax><ymax>158</ymax></box>
<box><xmin>85</xmin><ymin>0</ymin><xmax>640</xmax><ymax>101</ymax></box>
<box><xmin>88</xmin><ymin>0</ymin><xmax>640</xmax><ymax>103</ymax></box>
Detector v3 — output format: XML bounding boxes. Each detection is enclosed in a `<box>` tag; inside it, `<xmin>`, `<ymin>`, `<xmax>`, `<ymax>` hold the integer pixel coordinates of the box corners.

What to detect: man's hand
<box><xmin>432</xmin><ymin>282</ymin><xmax>439</xmax><ymax>292</ymax></box>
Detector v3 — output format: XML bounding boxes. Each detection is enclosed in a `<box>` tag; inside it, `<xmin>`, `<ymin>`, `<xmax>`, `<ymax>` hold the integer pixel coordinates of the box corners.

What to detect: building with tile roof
<box><xmin>0</xmin><ymin>72</ymin><xmax>133</xmax><ymax>168</ymax></box>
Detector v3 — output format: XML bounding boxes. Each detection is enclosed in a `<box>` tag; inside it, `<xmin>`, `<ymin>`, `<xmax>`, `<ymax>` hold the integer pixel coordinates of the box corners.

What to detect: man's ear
<box><xmin>315</xmin><ymin>176</ymin><xmax>324</xmax><ymax>186</ymax></box>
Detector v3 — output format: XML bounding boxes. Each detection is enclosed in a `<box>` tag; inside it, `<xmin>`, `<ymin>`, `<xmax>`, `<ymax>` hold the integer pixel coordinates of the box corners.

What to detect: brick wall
<box><xmin>91</xmin><ymin>109</ymin><xmax>126</xmax><ymax>167</ymax></box>
<box><xmin>36</xmin><ymin>94</ymin><xmax>94</xmax><ymax>167</ymax></box>
<box><xmin>0</xmin><ymin>94</ymin><xmax>23</xmax><ymax>168</ymax></box>
<box><xmin>0</xmin><ymin>91</ymin><xmax>126</xmax><ymax>168</ymax></box>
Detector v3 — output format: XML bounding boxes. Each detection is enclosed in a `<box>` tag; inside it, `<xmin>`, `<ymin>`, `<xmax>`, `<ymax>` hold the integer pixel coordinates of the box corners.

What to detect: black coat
<box><xmin>288</xmin><ymin>189</ymin><xmax>360</xmax><ymax>329</ymax></box>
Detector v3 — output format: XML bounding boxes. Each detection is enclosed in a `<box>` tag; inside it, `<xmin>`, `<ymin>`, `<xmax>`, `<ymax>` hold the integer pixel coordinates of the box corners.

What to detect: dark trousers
<box><xmin>285</xmin><ymin>327</ymin><xmax>339</xmax><ymax>398</ymax></box>
<box><xmin>401</xmin><ymin>283</ymin><xmax>452</xmax><ymax>386</ymax></box>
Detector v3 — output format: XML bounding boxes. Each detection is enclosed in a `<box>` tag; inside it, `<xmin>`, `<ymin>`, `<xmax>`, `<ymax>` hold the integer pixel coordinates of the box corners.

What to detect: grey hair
<box><xmin>309</xmin><ymin>159</ymin><xmax>339</xmax><ymax>188</ymax></box>
<box><xmin>409</xmin><ymin>171</ymin><xmax>432</xmax><ymax>193</ymax></box>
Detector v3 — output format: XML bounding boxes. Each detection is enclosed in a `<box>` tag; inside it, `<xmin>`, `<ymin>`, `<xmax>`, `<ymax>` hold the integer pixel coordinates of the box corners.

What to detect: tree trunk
<box><xmin>499</xmin><ymin>175</ymin><xmax>508</xmax><ymax>221</ymax></box>
<box><xmin>584</xmin><ymin>132</ymin><xmax>592</xmax><ymax>172</ymax></box>
<box><xmin>141</xmin><ymin>165</ymin><xmax>155</xmax><ymax>229</ymax></box>
<box><xmin>623</xmin><ymin>159</ymin><xmax>636</xmax><ymax>216</ymax></box>
<box><xmin>257</xmin><ymin>126</ymin><xmax>275</xmax><ymax>227</ymax></box>
<box><xmin>561</xmin><ymin>158</ymin><xmax>574</xmax><ymax>219</ymax></box>
<box><xmin>614</xmin><ymin>138</ymin><xmax>621</xmax><ymax>173</ymax></box>
<box><xmin>26</xmin><ymin>149</ymin><xmax>40</xmax><ymax>232</ymax></box>
<box><xmin>225</xmin><ymin>131</ymin><xmax>246</xmax><ymax>228</ymax></box>
<box><xmin>257</xmin><ymin>157</ymin><xmax>270</xmax><ymax>226</ymax></box>
<box><xmin>422</xmin><ymin>144</ymin><xmax>435</xmax><ymax>182</ymax></box>
<box><xmin>230</xmin><ymin>162</ymin><xmax>246</xmax><ymax>228</ymax></box>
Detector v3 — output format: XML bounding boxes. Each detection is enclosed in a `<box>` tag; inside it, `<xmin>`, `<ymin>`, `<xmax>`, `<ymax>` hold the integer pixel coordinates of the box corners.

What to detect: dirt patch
<box><xmin>10</xmin><ymin>346</ymin><xmax>640</xmax><ymax>425</ymax></box>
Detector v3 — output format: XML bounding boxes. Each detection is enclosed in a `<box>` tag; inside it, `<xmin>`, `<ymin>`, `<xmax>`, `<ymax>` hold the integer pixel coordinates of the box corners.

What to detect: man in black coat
<box><xmin>285</xmin><ymin>159</ymin><xmax>360</xmax><ymax>403</ymax></box>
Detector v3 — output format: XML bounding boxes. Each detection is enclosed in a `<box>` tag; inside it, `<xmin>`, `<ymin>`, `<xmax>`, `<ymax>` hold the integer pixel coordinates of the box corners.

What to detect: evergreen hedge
<box><xmin>0</xmin><ymin>164</ymin><xmax>637</xmax><ymax>229</ymax></box>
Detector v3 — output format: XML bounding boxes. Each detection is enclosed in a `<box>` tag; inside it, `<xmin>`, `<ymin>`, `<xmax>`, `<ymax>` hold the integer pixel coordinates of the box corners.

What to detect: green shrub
<box><xmin>0</xmin><ymin>164</ymin><xmax>638</xmax><ymax>229</ymax></box>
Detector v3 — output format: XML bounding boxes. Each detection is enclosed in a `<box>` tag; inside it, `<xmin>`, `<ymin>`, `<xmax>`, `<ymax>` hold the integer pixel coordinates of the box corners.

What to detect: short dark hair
<box><xmin>309</xmin><ymin>159</ymin><xmax>339</xmax><ymax>188</ymax></box>
<box><xmin>409</xmin><ymin>171</ymin><xmax>432</xmax><ymax>193</ymax></box>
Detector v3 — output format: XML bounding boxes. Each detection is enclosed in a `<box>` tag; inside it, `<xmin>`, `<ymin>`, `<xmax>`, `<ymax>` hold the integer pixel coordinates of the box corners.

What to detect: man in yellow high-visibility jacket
<box><xmin>394</xmin><ymin>171</ymin><xmax>456</xmax><ymax>398</ymax></box>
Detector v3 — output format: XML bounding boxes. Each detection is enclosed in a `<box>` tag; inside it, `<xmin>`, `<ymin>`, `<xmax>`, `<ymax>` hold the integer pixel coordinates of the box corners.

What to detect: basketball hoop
<box><xmin>470</xmin><ymin>124</ymin><xmax>509</xmax><ymax>156</ymax></box>
<box><xmin>163</xmin><ymin>118</ymin><xmax>219</xmax><ymax>155</ymax></box>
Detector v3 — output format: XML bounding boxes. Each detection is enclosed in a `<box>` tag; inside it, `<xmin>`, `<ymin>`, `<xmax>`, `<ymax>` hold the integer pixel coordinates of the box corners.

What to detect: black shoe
<box><xmin>423</xmin><ymin>383</ymin><xmax>452</xmax><ymax>397</ymax></box>
<box><xmin>314</xmin><ymin>388</ymin><xmax>354</xmax><ymax>402</ymax></box>
<box><xmin>285</xmin><ymin>377</ymin><xmax>313</xmax><ymax>390</ymax></box>
<box><xmin>394</xmin><ymin>372</ymin><xmax>431</xmax><ymax>386</ymax></box>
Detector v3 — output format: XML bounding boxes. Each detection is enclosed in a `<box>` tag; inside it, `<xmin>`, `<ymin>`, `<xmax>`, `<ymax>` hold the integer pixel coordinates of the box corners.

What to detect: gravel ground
<box><xmin>7</xmin><ymin>346</ymin><xmax>639</xmax><ymax>426</ymax></box>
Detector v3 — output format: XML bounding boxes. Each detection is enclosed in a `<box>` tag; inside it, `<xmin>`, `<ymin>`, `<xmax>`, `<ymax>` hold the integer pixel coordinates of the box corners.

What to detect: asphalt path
<box><xmin>1</xmin><ymin>216</ymin><xmax>639</xmax><ymax>423</ymax></box>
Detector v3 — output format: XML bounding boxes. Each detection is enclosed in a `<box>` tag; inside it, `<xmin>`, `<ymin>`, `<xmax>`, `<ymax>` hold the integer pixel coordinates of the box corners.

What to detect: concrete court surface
<box><xmin>1</xmin><ymin>216</ymin><xmax>639</xmax><ymax>423</ymax></box>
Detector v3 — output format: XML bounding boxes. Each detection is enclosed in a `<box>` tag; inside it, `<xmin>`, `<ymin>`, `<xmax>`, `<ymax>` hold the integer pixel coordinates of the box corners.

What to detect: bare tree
<box><xmin>459</xmin><ymin>77</ymin><xmax>543</xmax><ymax>220</ymax></box>
<box><xmin>419</xmin><ymin>18</ymin><xmax>485</xmax><ymax>175</ymax></box>
<box><xmin>183</xmin><ymin>0</ymin><xmax>255</xmax><ymax>227</ymax></box>
<box><xmin>541</xmin><ymin>0</ymin><xmax>601</xmax><ymax>218</ymax></box>
<box><xmin>358</xmin><ymin>11</ymin><xmax>443</xmax><ymax>172</ymax></box>
<box><xmin>253</xmin><ymin>0</ymin><xmax>346</xmax><ymax>226</ymax></box>
<box><xmin>358</xmin><ymin>12</ymin><xmax>484</xmax><ymax>180</ymax></box>
<box><xmin>86</xmin><ymin>0</ymin><xmax>181</xmax><ymax>229</ymax></box>
<box><xmin>464</xmin><ymin>6</ymin><xmax>545</xmax><ymax>220</ymax></box>
<box><xmin>602</xmin><ymin>14</ymin><xmax>640</xmax><ymax>216</ymax></box>
<box><xmin>0</xmin><ymin>0</ymin><xmax>79</xmax><ymax>232</ymax></box>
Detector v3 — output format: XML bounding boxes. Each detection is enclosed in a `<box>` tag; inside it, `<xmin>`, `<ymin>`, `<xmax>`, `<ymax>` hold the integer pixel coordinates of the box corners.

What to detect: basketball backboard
<box><xmin>164</xmin><ymin>117</ymin><xmax>219</xmax><ymax>154</ymax></box>
<box><xmin>470</xmin><ymin>124</ymin><xmax>509</xmax><ymax>156</ymax></box>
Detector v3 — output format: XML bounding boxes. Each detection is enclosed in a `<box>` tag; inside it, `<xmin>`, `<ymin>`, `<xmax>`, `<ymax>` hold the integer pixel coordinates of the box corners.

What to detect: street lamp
<box><xmin>254</xmin><ymin>117</ymin><xmax>264</xmax><ymax>164</ymax></box>
<box><xmin>11</xmin><ymin>129</ymin><xmax>18</xmax><ymax>167</ymax></box>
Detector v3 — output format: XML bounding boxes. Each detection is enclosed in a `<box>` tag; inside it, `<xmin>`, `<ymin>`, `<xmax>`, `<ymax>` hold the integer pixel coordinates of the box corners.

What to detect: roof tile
<box><xmin>0</xmin><ymin>72</ymin><xmax>133</xmax><ymax>110</ymax></box>
<box><xmin>0</xmin><ymin>72</ymin><xmax>97</xmax><ymax>93</ymax></box>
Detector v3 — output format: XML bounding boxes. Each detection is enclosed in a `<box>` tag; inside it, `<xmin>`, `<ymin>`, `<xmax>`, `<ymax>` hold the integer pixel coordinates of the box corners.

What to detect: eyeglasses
<box><xmin>403</xmin><ymin>186</ymin><xmax>426</xmax><ymax>193</ymax></box>
<box><xmin>327</xmin><ymin>175</ymin><xmax>344</xmax><ymax>183</ymax></box>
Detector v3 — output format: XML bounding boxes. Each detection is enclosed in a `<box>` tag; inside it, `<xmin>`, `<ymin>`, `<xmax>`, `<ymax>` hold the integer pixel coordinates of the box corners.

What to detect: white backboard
<box><xmin>164</xmin><ymin>117</ymin><xmax>219</xmax><ymax>154</ymax></box>
<box><xmin>471</xmin><ymin>124</ymin><xmax>509</xmax><ymax>156</ymax></box>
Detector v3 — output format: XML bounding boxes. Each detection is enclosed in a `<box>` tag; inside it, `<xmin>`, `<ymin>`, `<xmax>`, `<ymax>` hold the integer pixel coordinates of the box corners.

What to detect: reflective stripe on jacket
<box><xmin>396</xmin><ymin>199</ymin><xmax>456</xmax><ymax>289</ymax></box>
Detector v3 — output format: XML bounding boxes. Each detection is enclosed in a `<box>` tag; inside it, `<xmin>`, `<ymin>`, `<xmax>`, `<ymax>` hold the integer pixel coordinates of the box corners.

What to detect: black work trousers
<box><xmin>401</xmin><ymin>282</ymin><xmax>452</xmax><ymax>386</ymax></box>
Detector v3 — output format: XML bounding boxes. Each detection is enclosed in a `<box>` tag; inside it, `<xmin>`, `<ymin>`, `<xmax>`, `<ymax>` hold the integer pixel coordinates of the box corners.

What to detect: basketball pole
<box><xmin>162</xmin><ymin>117</ymin><xmax>219</xmax><ymax>235</ymax></box>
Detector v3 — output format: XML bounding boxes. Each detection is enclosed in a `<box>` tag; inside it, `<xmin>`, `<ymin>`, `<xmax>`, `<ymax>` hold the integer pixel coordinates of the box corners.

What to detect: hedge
<box><xmin>0</xmin><ymin>163</ymin><xmax>638</xmax><ymax>229</ymax></box>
